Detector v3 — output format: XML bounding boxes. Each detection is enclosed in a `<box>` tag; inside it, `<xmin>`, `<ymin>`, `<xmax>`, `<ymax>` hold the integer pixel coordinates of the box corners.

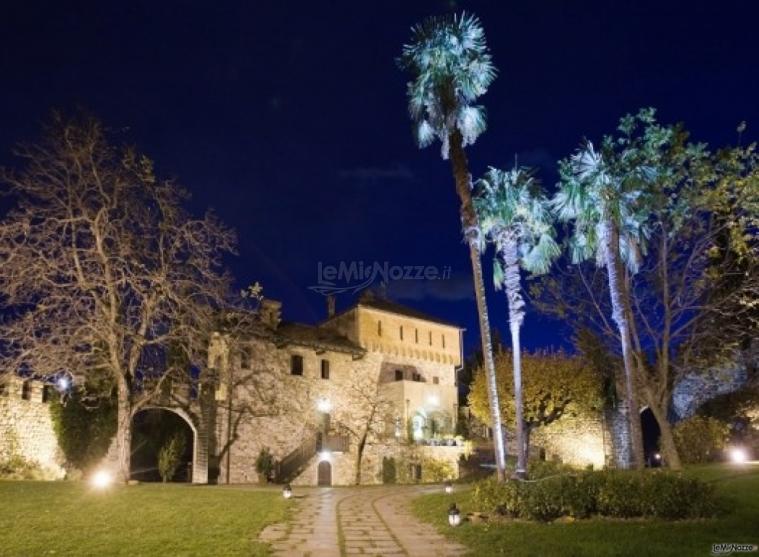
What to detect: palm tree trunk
<box><xmin>501</xmin><ymin>241</ymin><xmax>527</xmax><ymax>478</ymax></box>
<box><xmin>599</xmin><ymin>218</ymin><xmax>645</xmax><ymax>469</ymax></box>
<box><xmin>449</xmin><ymin>130</ymin><xmax>508</xmax><ymax>482</ymax></box>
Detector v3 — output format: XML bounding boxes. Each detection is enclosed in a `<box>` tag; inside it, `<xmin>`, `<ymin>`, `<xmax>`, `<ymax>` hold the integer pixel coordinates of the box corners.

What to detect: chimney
<box><xmin>326</xmin><ymin>294</ymin><xmax>336</xmax><ymax>318</ymax></box>
<box><xmin>259</xmin><ymin>299</ymin><xmax>282</xmax><ymax>329</ymax></box>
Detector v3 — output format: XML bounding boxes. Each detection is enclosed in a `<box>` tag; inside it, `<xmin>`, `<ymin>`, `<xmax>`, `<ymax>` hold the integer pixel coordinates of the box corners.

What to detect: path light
<box><xmin>444</xmin><ymin>481</ymin><xmax>453</xmax><ymax>494</ymax></box>
<box><xmin>448</xmin><ymin>503</ymin><xmax>462</xmax><ymax>527</ymax></box>
<box><xmin>91</xmin><ymin>470</ymin><xmax>112</xmax><ymax>489</ymax></box>
<box><xmin>282</xmin><ymin>484</ymin><xmax>292</xmax><ymax>499</ymax></box>
<box><xmin>729</xmin><ymin>447</ymin><xmax>748</xmax><ymax>464</ymax></box>
<box><xmin>653</xmin><ymin>453</ymin><xmax>661</xmax><ymax>461</ymax></box>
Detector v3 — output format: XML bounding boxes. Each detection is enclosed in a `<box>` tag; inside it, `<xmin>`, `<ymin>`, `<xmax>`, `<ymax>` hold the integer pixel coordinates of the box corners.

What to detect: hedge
<box><xmin>472</xmin><ymin>470</ymin><xmax>719</xmax><ymax>522</ymax></box>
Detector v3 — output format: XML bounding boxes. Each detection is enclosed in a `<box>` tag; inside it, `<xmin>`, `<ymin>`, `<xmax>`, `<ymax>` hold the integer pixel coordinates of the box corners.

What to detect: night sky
<box><xmin>1</xmin><ymin>1</ymin><xmax>756</xmax><ymax>355</ymax></box>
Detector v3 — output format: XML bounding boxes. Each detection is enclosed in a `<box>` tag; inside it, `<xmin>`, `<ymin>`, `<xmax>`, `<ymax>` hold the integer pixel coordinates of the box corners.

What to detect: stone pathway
<box><xmin>260</xmin><ymin>486</ymin><xmax>468</xmax><ymax>556</ymax></box>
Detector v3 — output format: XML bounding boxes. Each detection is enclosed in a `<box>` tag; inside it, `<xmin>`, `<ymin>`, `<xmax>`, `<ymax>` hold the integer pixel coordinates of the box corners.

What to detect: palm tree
<box><xmin>474</xmin><ymin>166</ymin><xmax>559</xmax><ymax>478</ymax></box>
<box><xmin>553</xmin><ymin>140</ymin><xmax>649</xmax><ymax>469</ymax></box>
<box><xmin>398</xmin><ymin>12</ymin><xmax>508</xmax><ymax>480</ymax></box>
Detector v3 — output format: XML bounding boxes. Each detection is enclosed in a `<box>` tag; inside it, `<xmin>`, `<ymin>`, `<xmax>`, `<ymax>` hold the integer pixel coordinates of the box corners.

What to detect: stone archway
<box><xmin>639</xmin><ymin>406</ymin><xmax>661</xmax><ymax>467</ymax></box>
<box><xmin>131</xmin><ymin>407</ymin><xmax>207</xmax><ymax>483</ymax></box>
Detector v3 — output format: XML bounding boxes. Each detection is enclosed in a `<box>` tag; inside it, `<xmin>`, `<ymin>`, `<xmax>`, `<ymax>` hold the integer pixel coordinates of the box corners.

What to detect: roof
<box><xmin>275</xmin><ymin>321</ymin><xmax>365</xmax><ymax>355</ymax></box>
<box><xmin>324</xmin><ymin>292</ymin><xmax>463</xmax><ymax>329</ymax></box>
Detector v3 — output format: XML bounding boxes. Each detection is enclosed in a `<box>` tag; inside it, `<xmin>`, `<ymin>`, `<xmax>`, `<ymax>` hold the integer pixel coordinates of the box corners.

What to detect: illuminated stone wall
<box><xmin>0</xmin><ymin>377</ymin><xmax>65</xmax><ymax>478</ymax></box>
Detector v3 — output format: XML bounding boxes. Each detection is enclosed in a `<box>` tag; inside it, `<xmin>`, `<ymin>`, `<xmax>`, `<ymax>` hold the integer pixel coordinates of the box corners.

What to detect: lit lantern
<box><xmin>57</xmin><ymin>376</ymin><xmax>70</xmax><ymax>391</ymax></box>
<box><xmin>448</xmin><ymin>503</ymin><xmax>461</xmax><ymax>527</ymax></box>
<box><xmin>283</xmin><ymin>484</ymin><xmax>293</xmax><ymax>499</ymax></box>
<box><xmin>444</xmin><ymin>481</ymin><xmax>453</xmax><ymax>494</ymax></box>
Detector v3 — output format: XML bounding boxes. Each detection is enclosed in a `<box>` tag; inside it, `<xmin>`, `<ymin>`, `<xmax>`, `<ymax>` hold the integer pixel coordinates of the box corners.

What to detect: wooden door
<box><xmin>317</xmin><ymin>460</ymin><xmax>332</xmax><ymax>486</ymax></box>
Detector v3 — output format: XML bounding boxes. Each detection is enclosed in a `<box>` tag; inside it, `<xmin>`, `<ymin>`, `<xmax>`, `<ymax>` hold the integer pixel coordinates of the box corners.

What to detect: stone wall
<box><xmin>0</xmin><ymin>378</ymin><xmax>65</xmax><ymax>478</ymax></box>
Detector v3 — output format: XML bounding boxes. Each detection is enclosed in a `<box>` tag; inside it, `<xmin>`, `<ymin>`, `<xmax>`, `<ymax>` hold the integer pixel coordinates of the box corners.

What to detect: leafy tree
<box><xmin>474</xmin><ymin>166</ymin><xmax>559</xmax><ymax>477</ymax></box>
<box><xmin>551</xmin><ymin>109</ymin><xmax>669</xmax><ymax>468</ymax></box>
<box><xmin>158</xmin><ymin>432</ymin><xmax>186</xmax><ymax>483</ymax></box>
<box><xmin>398</xmin><ymin>12</ymin><xmax>508</xmax><ymax>480</ymax></box>
<box><xmin>672</xmin><ymin>416</ymin><xmax>729</xmax><ymax>464</ymax></box>
<box><xmin>537</xmin><ymin>111</ymin><xmax>758</xmax><ymax>469</ymax></box>
<box><xmin>468</xmin><ymin>350</ymin><xmax>603</xmax><ymax>459</ymax></box>
<box><xmin>0</xmin><ymin>114</ymin><xmax>237</xmax><ymax>481</ymax></box>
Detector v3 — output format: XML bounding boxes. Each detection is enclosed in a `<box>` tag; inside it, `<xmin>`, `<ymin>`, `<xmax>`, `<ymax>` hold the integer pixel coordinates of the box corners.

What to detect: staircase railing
<box><xmin>276</xmin><ymin>433</ymin><xmax>319</xmax><ymax>483</ymax></box>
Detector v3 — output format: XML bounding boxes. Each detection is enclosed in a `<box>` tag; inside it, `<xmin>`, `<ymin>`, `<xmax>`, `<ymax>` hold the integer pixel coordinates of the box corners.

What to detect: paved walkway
<box><xmin>260</xmin><ymin>486</ymin><xmax>468</xmax><ymax>556</ymax></box>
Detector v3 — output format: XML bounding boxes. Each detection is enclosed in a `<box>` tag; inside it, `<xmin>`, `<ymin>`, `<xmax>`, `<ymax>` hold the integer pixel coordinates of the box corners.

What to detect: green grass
<box><xmin>0</xmin><ymin>481</ymin><xmax>289</xmax><ymax>557</ymax></box>
<box><xmin>412</xmin><ymin>463</ymin><xmax>759</xmax><ymax>557</ymax></box>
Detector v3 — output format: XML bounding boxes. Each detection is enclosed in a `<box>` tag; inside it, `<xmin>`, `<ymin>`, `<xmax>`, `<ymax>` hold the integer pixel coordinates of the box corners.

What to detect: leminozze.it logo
<box><xmin>712</xmin><ymin>543</ymin><xmax>758</xmax><ymax>555</ymax></box>
<box><xmin>308</xmin><ymin>261</ymin><xmax>451</xmax><ymax>296</ymax></box>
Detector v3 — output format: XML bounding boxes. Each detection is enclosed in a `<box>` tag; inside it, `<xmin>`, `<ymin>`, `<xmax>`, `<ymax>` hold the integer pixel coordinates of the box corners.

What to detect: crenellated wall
<box><xmin>0</xmin><ymin>377</ymin><xmax>65</xmax><ymax>479</ymax></box>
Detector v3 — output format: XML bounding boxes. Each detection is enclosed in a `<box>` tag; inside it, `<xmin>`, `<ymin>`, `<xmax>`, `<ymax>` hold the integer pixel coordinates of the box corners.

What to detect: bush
<box><xmin>673</xmin><ymin>416</ymin><xmax>729</xmax><ymax>464</ymax></box>
<box><xmin>0</xmin><ymin>454</ymin><xmax>48</xmax><ymax>480</ymax></box>
<box><xmin>255</xmin><ymin>447</ymin><xmax>275</xmax><ymax>482</ymax></box>
<box><xmin>472</xmin><ymin>470</ymin><xmax>718</xmax><ymax>522</ymax></box>
<box><xmin>157</xmin><ymin>433</ymin><xmax>186</xmax><ymax>483</ymax></box>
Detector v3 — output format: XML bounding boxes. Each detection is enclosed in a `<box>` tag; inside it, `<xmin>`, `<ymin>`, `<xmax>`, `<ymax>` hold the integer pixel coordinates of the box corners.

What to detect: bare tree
<box><xmin>331</xmin><ymin>372</ymin><xmax>393</xmax><ymax>485</ymax></box>
<box><xmin>0</xmin><ymin>114</ymin><xmax>237</xmax><ymax>481</ymax></box>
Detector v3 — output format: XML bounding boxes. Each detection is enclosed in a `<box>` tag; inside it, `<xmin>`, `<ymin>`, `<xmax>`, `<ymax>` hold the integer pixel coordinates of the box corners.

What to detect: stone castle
<box><xmin>8</xmin><ymin>291</ymin><xmax>728</xmax><ymax>484</ymax></box>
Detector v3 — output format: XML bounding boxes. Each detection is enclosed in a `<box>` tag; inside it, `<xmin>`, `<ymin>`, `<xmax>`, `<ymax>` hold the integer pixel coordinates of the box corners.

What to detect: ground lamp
<box><xmin>283</xmin><ymin>484</ymin><xmax>293</xmax><ymax>499</ymax></box>
<box><xmin>729</xmin><ymin>447</ymin><xmax>748</xmax><ymax>464</ymax></box>
<box><xmin>448</xmin><ymin>503</ymin><xmax>461</xmax><ymax>527</ymax></box>
<box><xmin>444</xmin><ymin>481</ymin><xmax>453</xmax><ymax>494</ymax></box>
<box><xmin>91</xmin><ymin>470</ymin><xmax>112</xmax><ymax>489</ymax></box>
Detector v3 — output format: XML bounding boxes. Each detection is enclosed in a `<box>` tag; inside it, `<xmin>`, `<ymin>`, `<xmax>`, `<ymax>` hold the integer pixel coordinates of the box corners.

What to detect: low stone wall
<box><xmin>0</xmin><ymin>378</ymin><xmax>65</xmax><ymax>479</ymax></box>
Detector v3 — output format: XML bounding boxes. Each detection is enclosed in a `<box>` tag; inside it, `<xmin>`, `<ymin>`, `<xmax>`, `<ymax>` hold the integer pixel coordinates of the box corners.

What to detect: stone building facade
<box><xmin>209</xmin><ymin>293</ymin><xmax>467</xmax><ymax>486</ymax></box>
<box><xmin>0</xmin><ymin>376</ymin><xmax>65</xmax><ymax>479</ymax></box>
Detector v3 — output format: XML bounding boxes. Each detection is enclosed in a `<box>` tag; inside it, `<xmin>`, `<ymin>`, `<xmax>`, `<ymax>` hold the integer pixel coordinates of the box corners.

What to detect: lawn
<box><xmin>0</xmin><ymin>481</ymin><xmax>288</xmax><ymax>557</ymax></box>
<box><xmin>412</xmin><ymin>463</ymin><xmax>759</xmax><ymax>557</ymax></box>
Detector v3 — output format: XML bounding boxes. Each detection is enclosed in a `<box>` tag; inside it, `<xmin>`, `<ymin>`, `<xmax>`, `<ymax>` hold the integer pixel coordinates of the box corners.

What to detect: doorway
<box><xmin>317</xmin><ymin>460</ymin><xmax>332</xmax><ymax>486</ymax></box>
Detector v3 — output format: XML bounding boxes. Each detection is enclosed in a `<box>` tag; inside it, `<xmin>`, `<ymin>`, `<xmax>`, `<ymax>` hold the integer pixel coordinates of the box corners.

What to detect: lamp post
<box><xmin>448</xmin><ymin>503</ymin><xmax>461</xmax><ymax>527</ymax></box>
<box><xmin>444</xmin><ymin>481</ymin><xmax>453</xmax><ymax>494</ymax></box>
<box><xmin>282</xmin><ymin>484</ymin><xmax>293</xmax><ymax>499</ymax></box>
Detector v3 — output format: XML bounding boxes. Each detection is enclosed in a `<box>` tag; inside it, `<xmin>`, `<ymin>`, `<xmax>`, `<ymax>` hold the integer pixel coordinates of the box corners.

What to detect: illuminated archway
<box><xmin>131</xmin><ymin>407</ymin><xmax>196</xmax><ymax>482</ymax></box>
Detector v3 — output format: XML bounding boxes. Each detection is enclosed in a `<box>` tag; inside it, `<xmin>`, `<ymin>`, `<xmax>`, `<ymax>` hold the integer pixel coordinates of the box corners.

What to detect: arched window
<box><xmin>415</xmin><ymin>329</ymin><xmax>419</xmax><ymax>343</ymax></box>
<box><xmin>377</xmin><ymin>320</ymin><xmax>382</xmax><ymax>336</ymax></box>
<box><xmin>21</xmin><ymin>381</ymin><xmax>31</xmax><ymax>401</ymax></box>
<box><xmin>400</xmin><ymin>326</ymin><xmax>404</xmax><ymax>340</ymax></box>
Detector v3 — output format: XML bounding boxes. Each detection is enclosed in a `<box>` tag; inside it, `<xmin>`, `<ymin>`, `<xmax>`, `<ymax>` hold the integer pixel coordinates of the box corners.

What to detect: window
<box><xmin>429</xmin><ymin>331</ymin><xmax>432</xmax><ymax>345</ymax></box>
<box><xmin>41</xmin><ymin>385</ymin><xmax>51</xmax><ymax>403</ymax></box>
<box><xmin>21</xmin><ymin>381</ymin><xmax>31</xmax><ymax>401</ymax></box>
<box><xmin>400</xmin><ymin>326</ymin><xmax>404</xmax><ymax>340</ymax></box>
<box><xmin>442</xmin><ymin>334</ymin><xmax>446</xmax><ymax>349</ymax></box>
<box><xmin>412</xmin><ymin>372</ymin><xmax>422</xmax><ymax>382</ymax></box>
<box><xmin>395</xmin><ymin>369</ymin><xmax>403</xmax><ymax>381</ymax></box>
<box><xmin>433</xmin><ymin>376</ymin><xmax>439</xmax><ymax>385</ymax></box>
<box><xmin>321</xmin><ymin>359</ymin><xmax>330</xmax><ymax>380</ymax></box>
<box><xmin>240</xmin><ymin>347</ymin><xmax>252</xmax><ymax>369</ymax></box>
<box><xmin>291</xmin><ymin>354</ymin><xmax>304</xmax><ymax>376</ymax></box>
<box><xmin>415</xmin><ymin>329</ymin><xmax>419</xmax><ymax>343</ymax></box>
<box><xmin>0</xmin><ymin>382</ymin><xmax>6</xmax><ymax>396</ymax></box>
<box><xmin>378</xmin><ymin>320</ymin><xmax>382</xmax><ymax>336</ymax></box>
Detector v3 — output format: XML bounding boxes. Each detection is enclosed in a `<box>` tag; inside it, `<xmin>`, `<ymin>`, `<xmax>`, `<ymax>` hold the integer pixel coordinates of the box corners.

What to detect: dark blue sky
<box><xmin>1</xmin><ymin>1</ymin><xmax>756</xmax><ymax>354</ymax></box>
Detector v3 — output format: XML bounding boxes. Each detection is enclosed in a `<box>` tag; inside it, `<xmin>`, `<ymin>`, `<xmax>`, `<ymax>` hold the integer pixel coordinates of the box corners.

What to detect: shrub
<box><xmin>255</xmin><ymin>447</ymin><xmax>275</xmax><ymax>482</ymax></box>
<box><xmin>0</xmin><ymin>454</ymin><xmax>48</xmax><ymax>480</ymax></box>
<box><xmin>158</xmin><ymin>433</ymin><xmax>186</xmax><ymax>483</ymax></box>
<box><xmin>472</xmin><ymin>470</ymin><xmax>718</xmax><ymax>522</ymax></box>
<box><xmin>673</xmin><ymin>416</ymin><xmax>730</xmax><ymax>464</ymax></box>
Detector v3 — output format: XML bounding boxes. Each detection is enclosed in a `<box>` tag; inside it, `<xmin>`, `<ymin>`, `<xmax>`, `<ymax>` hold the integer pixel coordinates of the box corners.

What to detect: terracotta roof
<box><xmin>275</xmin><ymin>322</ymin><xmax>364</xmax><ymax>355</ymax></box>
